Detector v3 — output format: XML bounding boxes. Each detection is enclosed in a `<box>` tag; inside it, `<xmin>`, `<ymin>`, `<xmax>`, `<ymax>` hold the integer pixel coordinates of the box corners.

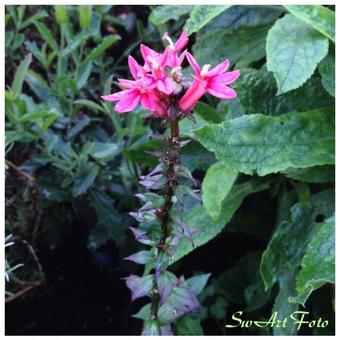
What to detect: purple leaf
<box><xmin>123</xmin><ymin>274</ymin><xmax>153</xmax><ymax>302</ymax></box>
<box><xmin>158</xmin><ymin>286</ymin><xmax>200</xmax><ymax>324</ymax></box>
<box><xmin>129</xmin><ymin>227</ymin><xmax>154</xmax><ymax>246</ymax></box>
<box><xmin>160</xmin><ymin>324</ymin><xmax>173</xmax><ymax>335</ymax></box>
<box><xmin>157</xmin><ymin>271</ymin><xmax>177</xmax><ymax>304</ymax></box>
<box><xmin>124</xmin><ymin>250</ymin><xmax>153</xmax><ymax>265</ymax></box>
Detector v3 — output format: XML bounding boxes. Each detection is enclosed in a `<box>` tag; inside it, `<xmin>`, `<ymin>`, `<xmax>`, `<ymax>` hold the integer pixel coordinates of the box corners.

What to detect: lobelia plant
<box><xmin>102</xmin><ymin>30</ymin><xmax>240</xmax><ymax>335</ymax></box>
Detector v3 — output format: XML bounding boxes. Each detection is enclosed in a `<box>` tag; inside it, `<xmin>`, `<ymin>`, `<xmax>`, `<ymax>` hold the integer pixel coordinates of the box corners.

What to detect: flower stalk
<box><xmin>150</xmin><ymin>106</ymin><xmax>180</xmax><ymax>322</ymax></box>
<box><xmin>101</xmin><ymin>29</ymin><xmax>239</xmax><ymax>335</ymax></box>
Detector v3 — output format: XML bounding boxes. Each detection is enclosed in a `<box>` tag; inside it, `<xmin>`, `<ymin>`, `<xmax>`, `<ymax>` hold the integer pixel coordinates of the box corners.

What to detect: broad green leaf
<box><xmin>202</xmin><ymin>162</ymin><xmax>238</xmax><ymax>220</ymax></box>
<box><xmin>290</xmin><ymin>215</ymin><xmax>335</xmax><ymax>306</ymax></box>
<box><xmin>194</xmin><ymin>109</ymin><xmax>334</xmax><ymax>176</ymax></box>
<box><xmin>282</xmin><ymin>165</ymin><xmax>335</xmax><ymax>183</ymax></box>
<box><xmin>171</xmin><ymin>180</ymin><xmax>269</xmax><ymax>263</ymax></box>
<box><xmin>81</xmin><ymin>34</ymin><xmax>120</xmax><ymax>66</ymax></box>
<box><xmin>267</xmin><ymin>14</ymin><xmax>329</xmax><ymax>94</ymax></box>
<box><xmin>218</xmin><ymin>252</ymin><xmax>270</xmax><ymax>307</ymax></box>
<box><xmin>318</xmin><ymin>52</ymin><xmax>335</xmax><ymax>97</ymax></box>
<box><xmin>149</xmin><ymin>5</ymin><xmax>193</xmax><ymax>26</ymax></box>
<box><xmin>194</xmin><ymin>23</ymin><xmax>272</xmax><ymax>68</ymax></box>
<box><xmin>203</xmin><ymin>5</ymin><xmax>283</xmax><ymax>32</ymax></box>
<box><xmin>232</xmin><ymin>67</ymin><xmax>334</xmax><ymax>116</ymax></box>
<box><xmin>72</xmin><ymin>164</ymin><xmax>99</xmax><ymax>197</ymax></box>
<box><xmin>11</xmin><ymin>53</ymin><xmax>32</xmax><ymax>97</ymax></box>
<box><xmin>181</xmin><ymin>141</ymin><xmax>216</xmax><ymax>172</ymax></box>
<box><xmin>284</xmin><ymin>5</ymin><xmax>335</xmax><ymax>42</ymax></box>
<box><xmin>194</xmin><ymin>102</ymin><xmax>224</xmax><ymax>123</ymax></box>
<box><xmin>272</xmin><ymin>270</ymin><xmax>299</xmax><ymax>335</ymax></box>
<box><xmin>260</xmin><ymin>189</ymin><xmax>334</xmax><ymax>290</ymax></box>
<box><xmin>185</xmin><ymin>5</ymin><xmax>231</xmax><ymax>35</ymax></box>
<box><xmin>34</xmin><ymin>21</ymin><xmax>59</xmax><ymax>53</ymax></box>
<box><xmin>179</xmin><ymin>115</ymin><xmax>207</xmax><ymax>138</ymax></box>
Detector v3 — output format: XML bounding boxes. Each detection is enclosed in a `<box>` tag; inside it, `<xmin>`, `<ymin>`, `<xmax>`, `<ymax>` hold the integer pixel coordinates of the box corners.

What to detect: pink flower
<box><xmin>162</xmin><ymin>30</ymin><xmax>188</xmax><ymax>68</ymax></box>
<box><xmin>179</xmin><ymin>52</ymin><xmax>240</xmax><ymax>112</ymax></box>
<box><xmin>101</xmin><ymin>30</ymin><xmax>239</xmax><ymax>118</ymax></box>
<box><xmin>101</xmin><ymin>78</ymin><xmax>168</xmax><ymax>117</ymax></box>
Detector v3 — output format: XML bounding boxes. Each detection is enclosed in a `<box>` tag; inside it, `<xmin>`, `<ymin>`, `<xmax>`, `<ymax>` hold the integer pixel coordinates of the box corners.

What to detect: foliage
<box><xmin>5</xmin><ymin>4</ymin><xmax>335</xmax><ymax>336</ymax></box>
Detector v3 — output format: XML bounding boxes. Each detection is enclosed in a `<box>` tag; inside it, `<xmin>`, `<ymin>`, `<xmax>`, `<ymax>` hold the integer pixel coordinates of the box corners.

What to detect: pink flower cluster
<box><xmin>102</xmin><ymin>30</ymin><xmax>240</xmax><ymax>118</ymax></box>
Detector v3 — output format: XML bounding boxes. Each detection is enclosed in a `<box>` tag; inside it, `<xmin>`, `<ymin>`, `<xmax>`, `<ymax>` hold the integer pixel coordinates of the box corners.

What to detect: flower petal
<box><xmin>128</xmin><ymin>55</ymin><xmax>143</xmax><ymax>80</ymax></box>
<box><xmin>207</xmin><ymin>85</ymin><xmax>237</xmax><ymax>99</ymax></box>
<box><xmin>207</xmin><ymin>59</ymin><xmax>230</xmax><ymax>77</ymax></box>
<box><xmin>115</xmin><ymin>90</ymin><xmax>140</xmax><ymax>112</ymax></box>
<box><xmin>185</xmin><ymin>51</ymin><xmax>201</xmax><ymax>75</ymax></box>
<box><xmin>101</xmin><ymin>91</ymin><xmax>124</xmax><ymax>102</ymax></box>
<box><xmin>141</xmin><ymin>93</ymin><xmax>156</xmax><ymax>111</ymax></box>
<box><xmin>174</xmin><ymin>29</ymin><xmax>188</xmax><ymax>51</ymax></box>
<box><xmin>179</xmin><ymin>78</ymin><xmax>207</xmax><ymax>112</ymax></box>
<box><xmin>210</xmin><ymin>69</ymin><xmax>240</xmax><ymax>85</ymax></box>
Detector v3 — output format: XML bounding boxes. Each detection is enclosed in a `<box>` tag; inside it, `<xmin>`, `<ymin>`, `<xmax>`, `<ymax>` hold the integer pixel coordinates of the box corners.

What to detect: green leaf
<box><xmin>74</xmin><ymin>99</ymin><xmax>106</xmax><ymax>113</ymax></box>
<box><xmin>61</xmin><ymin>31</ymin><xmax>94</xmax><ymax>57</ymax></box>
<box><xmin>284</xmin><ymin>5</ymin><xmax>335</xmax><ymax>42</ymax></box>
<box><xmin>67</xmin><ymin>116</ymin><xmax>91</xmax><ymax>139</ymax></box>
<box><xmin>90</xmin><ymin>142</ymin><xmax>121</xmax><ymax>161</ymax></box>
<box><xmin>12</xmin><ymin>53</ymin><xmax>32</xmax><ymax>97</ymax></box>
<box><xmin>318</xmin><ymin>52</ymin><xmax>335</xmax><ymax>97</ymax></box>
<box><xmin>233</xmin><ymin>67</ymin><xmax>334</xmax><ymax>116</ymax></box>
<box><xmin>81</xmin><ymin>34</ymin><xmax>120</xmax><ymax>66</ymax></box>
<box><xmin>76</xmin><ymin>62</ymin><xmax>93</xmax><ymax>90</ymax></box>
<box><xmin>202</xmin><ymin>162</ymin><xmax>238</xmax><ymax>221</ymax></box>
<box><xmin>218</xmin><ymin>252</ymin><xmax>267</xmax><ymax>306</ymax></box>
<box><xmin>72</xmin><ymin>164</ymin><xmax>99</xmax><ymax>197</ymax></box>
<box><xmin>34</xmin><ymin>21</ymin><xmax>59</xmax><ymax>53</ymax></box>
<box><xmin>54</xmin><ymin>5</ymin><xmax>69</xmax><ymax>24</ymax></box>
<box><xmin>282</xmin><ymin>165</ymin><xmax>335</xmax><ymax>183</ymax></box>
<box><xmin>194</xmin><ymin>109</ymin><xmax>334</xmax><ymax>176</ymax></box>
<box><xmin>290</xmin><ymin>215</ymin><xmax>335</xmax><ymax>306</ymax></box>
<box><xmin>176</xmin><ymin>315</ymin><xmax>204</xmax><ymax>335</ymax></box>
<box><xmin>272</xmin><ymin>270</ymin><xmax>299</xmax><ymax>335</ymax></box>
<box><xmin>133</xmin><ymin>303</ymin><xmax>151</xmax><ymax>321</ymax></box>
<box><xmin>149</xmin><ymin>5</ymin><xmax>193</xmax><ymax>26</ymax></box>
<box><xmin>79</xmin><ymin>5</ymin><xmax>92</xmax><ymax>30</ymax></box>
<box><xmin>185</xmin><ymin>5</ymin><xmax>231</xmax><ymax>35</ymax></box>
<box><xmin>181</xmin><ymin>141</ymin><xmax>216</xmax><ymax>172</ymax></box>
<box><xmin>186</xmin><ymin>273</ymin><xmax>211</xmax><ymax>295</ymax></box>
<box><xmin>171</xmin><ymin>180</ymin><xmax>269</xmax><ymax>263</ymax></box>
<box><xmin>193</xmin><ymin>23</ymin><xmax>271</xmax><ymax>68</ymax></box>
<box><xmin>267</xmin><ymin>14</ymin><xmax>329</xmax><ymax>94</ymax></box>
<box><xmin>194</xmin><ymin>102</ymin><xmax>224</xmax><ymax>123</ymax></box>
<box><xmin>203</xmin><ymin>5</ymin><xmax>283</xmax><ymax>32</ymax></box>
<box><xmin>89</xmin><ymin>188</ymin><xmax>126</xmax><ymax>246</ymax></box>
<box><xmin>260</xmin><ymin>189</ymin><xmax>334</xmax><ymax>290</ymax></box>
